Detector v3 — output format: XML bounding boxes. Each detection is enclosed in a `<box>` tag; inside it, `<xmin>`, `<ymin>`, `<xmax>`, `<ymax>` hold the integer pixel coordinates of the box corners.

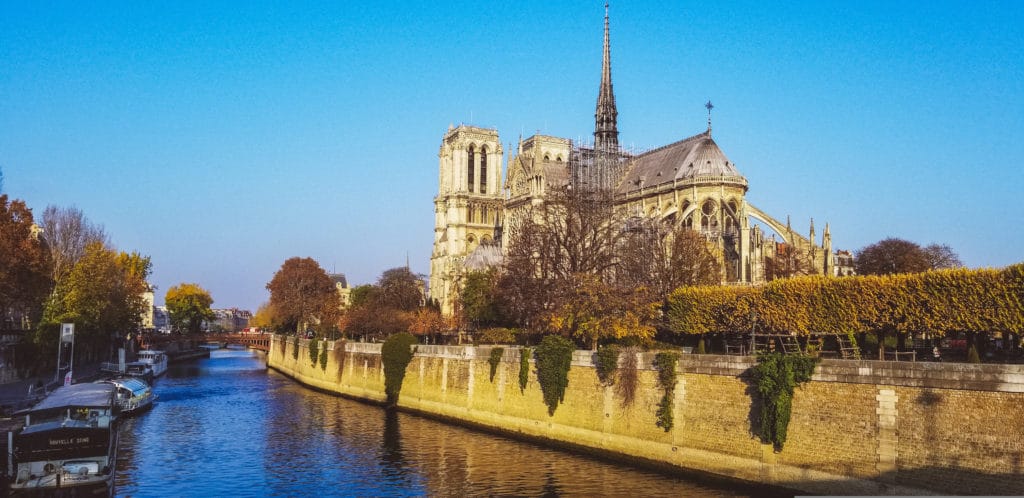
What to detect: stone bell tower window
<box><xmin>480</xmin><ymin>145</ymin><xmax>488</xmax><ymax>194</ymax></box>
<box><xmin>467</xmin><ymin>145</ymin><xmax>475</xmax><ymax>193</ymax></box>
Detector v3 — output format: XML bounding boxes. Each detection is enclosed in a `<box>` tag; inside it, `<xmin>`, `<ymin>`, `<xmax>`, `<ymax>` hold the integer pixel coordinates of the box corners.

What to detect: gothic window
<box><xmin>480</xmin><ymin>146</ymin><xmax>488</xmax><ymax>194</ymax></box>
<box><xmin>701</xmin><ymin>200</ymin><xmax>719</xmax><ymax>232</ymax></box>
<box><xmin>467</xmin><ymin>146</ymin><xmax>475</xmax><ymax>193</ymax></box>
<box><xmin>467</xmin><ymin>205</ymin><xmax>474</xmax><ymax>224</ymax></box>
<box><xmin>481</xmin><ymin>206</ymin><xmax>488</xmax><ymax>224</ymax></box>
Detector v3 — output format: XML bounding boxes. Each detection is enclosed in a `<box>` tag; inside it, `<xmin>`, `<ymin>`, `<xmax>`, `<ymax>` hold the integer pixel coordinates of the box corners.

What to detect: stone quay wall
<box><xmin>266</xmin><ymin>336</ymin><xmax>1024</xmax><ymax>496</ymax></box>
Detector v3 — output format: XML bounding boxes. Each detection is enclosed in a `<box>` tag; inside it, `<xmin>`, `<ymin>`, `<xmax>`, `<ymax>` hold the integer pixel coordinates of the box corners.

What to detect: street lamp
<box><xmin>749</xmin><ymin>311</ymin><xmax>758</xmax><ymax>356</ymax></box>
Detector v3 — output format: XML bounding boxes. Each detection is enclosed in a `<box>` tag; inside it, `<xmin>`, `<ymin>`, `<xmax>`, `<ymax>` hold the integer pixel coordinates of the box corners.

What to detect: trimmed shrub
<box><xmin>477</xmin><ymin>328</ymin><xmax>517</xmax><ymax>345</ymax></box>
<box><xmin>535</xmin><ymin>335</ymin><xmax>575</xmax><ymax>415</ymax></box>
<box><xmin>319</xmin><ymin>342</ymin><xmax>329</xmax><ymax>370</ymax></box>
<box><xmin>488</xmin><ymin>347</ymin><xmax>504</xmax><ymax>383</ymax></box>
<box><xmin>382</xmin><ymin>332</ymin><xmax>418</xmax><ymax>407</ymax></box>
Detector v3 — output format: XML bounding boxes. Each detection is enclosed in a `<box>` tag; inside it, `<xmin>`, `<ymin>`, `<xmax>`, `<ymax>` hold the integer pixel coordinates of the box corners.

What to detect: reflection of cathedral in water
<box><xmin>429</xmin><ymin>5</ymin><xmax>849</xmax><ymax>315</ymax></box>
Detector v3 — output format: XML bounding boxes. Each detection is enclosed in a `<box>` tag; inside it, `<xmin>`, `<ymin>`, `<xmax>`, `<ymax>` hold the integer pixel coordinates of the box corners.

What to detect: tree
<box><xmin>249</xmin><ymin>302</ymin><xmax>278</xmax><ymax>330</ymax></box>
<box><xmin>544</xmin><ymin>274</ymin><xmax>658</xmax><ymax>349</ymax></box>
<box><xmin>38</xmin><ymin>242</ymin><xmax>150</xmax><ymax>364</ymax></box>
<box><xmin>766</xmin><ymin>242</ymin><xmax>813</xmax><ymax>280</ymax></box>
<box><xmin>499</xmin><ymin>187</ymin><xmax>625</xmax><ymax>331</ymax></box>
<box><xmin>458</xmin><ymin>269</ymin><xmax>507</xmax><ymax>329</ymax></box>
<box><xmin>376</xmin><ymin>267</ymin><xmax>424</xmax><ymax>311</ymax></box>
<box><xmin>266</xmin><ymin>257</ymin><xmax>341</xmax><ymax>336</ymax></box>
<box><xmin>922</xmin><ymin>244</ymin><xmax>962</xmax><ymax>270</ymax></box>
<box><xmin>165</xmin><ymin>283</ymin><xmax>214</xmax><ymax>335</ymax></box>
<box><xmin>0</xmin><ymin>195</ymin><xmax>54</xmax><ymax>331</ymax></box>
<box><xmin>617</xmin><ymin>221</ymin><xmax>720</xmax><ymax>298</ymax></box>
<box><xmin>408</xmin><ymin>307</ymin><xmax>449</xmax><ymax>339</ymax></box>
<box><xmin>855</xmin><ymin>237</ymin><xmax>961</xmax><ymax>275</ymax></box>
<box><xmin>41</xmin><ymin>205</ymin><xmax>108</xmax><ymax>283</ymax></box>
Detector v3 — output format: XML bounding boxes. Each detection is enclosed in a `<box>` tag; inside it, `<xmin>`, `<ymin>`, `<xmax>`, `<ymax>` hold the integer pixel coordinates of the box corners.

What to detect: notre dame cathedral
<box><xmin>429</xmin><ymin>5</ymin><xmax>849</xmax><ymax>316</ymax></box>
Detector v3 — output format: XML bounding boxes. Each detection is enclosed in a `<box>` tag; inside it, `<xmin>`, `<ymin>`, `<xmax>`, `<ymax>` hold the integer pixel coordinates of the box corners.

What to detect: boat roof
<box><xmin>29</xmin><ymin>383</ymin><xmax>115</xmax><ymax>411</ymax></box>
<box><xmin>104</xmin><ymin>378</ymin><xmax>150</xmax><ymax>393</ymax></box>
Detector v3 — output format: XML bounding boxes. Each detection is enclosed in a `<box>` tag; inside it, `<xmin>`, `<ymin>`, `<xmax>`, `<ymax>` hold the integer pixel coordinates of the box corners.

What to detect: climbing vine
<box><xmin>653</xmin><ymin>352</ymin><xmax>680</xmax><ymax>432</ymax></box>
<box><xmin>594</xmin><ymin>345</ymin><xmax>620</xmax><ymax>386</ymax></box>
<box><xmin>535</xmin><ymin>335</ymin><xmax>575</xmax><ymax>416</ymax></box>
<box><xmin>519</xmin><ymin>347</ymin><xmax>531</xmax><ymax>393</ymax></box>
<box><xmin>309</xmin><ymin>338</ymin><xmax>320</xmax><ymax>366</ymax></box>
<box><xmin>382</xmin><ymin>332</ymin><xmax>418</xmax><ymax>407</ymax></box>
<box><xmin>616</xmin><ymin>346</ymin><xmax>639</xmax><ymax>407</ymax></box>
<box><xmin>488</xmin><ymin>347</ymin><xmax>504</xmax><ymax>383</ymax></box>
<box><xmin>292</xmin><ymin>334</ymin><xmax>300</xmax><ymax>360</ymax></box>
<box><xmin>319</xmin><ymin>341</ymin><xmax>329</xmax><ymax>370</ymax></box>
<box><xmin>751</xmin><ymin>353</ymin><xmax>819</xmax><ymax>451</ymax></box>
<box><xmin>333</xmin><ymin>340</ymin><xmax>347</xmax><ymax>378</ymax></box>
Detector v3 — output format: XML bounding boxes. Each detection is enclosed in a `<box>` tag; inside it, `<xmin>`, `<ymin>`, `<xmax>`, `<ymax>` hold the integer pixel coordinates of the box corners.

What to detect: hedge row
<box><xmin>666</xmin><ymin>264</ymin><xmax>1024</xmax><ymax>336</ymax></box>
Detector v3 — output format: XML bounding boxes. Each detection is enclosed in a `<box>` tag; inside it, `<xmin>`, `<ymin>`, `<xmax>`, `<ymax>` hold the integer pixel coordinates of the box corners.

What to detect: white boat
<box><xmin>136</xmin><ymin>350</ymin><xmax>168</xmax><ymax>378</ymax></box>
<box><xmin>9</xmin><ymin>383</ymin><xmax>120</xmax><ymax>496</ymax></box>
<box><xmin>101</xmin><ymin>377</ymin><xmax>155</xmax><ymax>415</ymax></box>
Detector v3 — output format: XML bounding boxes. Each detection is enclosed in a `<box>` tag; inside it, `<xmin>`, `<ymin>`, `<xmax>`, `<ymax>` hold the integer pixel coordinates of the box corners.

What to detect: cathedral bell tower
<box><xmin>429</xmin><ymin>125</ymin><xmax>504</xmax><ymax>316</ymax></box>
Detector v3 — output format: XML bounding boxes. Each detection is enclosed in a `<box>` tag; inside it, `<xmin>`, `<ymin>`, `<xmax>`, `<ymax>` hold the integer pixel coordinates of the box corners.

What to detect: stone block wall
<box><xmin>267</xmin><ymin>337</ymin><xmax>1024</xmax><ymax>496</ymax></box>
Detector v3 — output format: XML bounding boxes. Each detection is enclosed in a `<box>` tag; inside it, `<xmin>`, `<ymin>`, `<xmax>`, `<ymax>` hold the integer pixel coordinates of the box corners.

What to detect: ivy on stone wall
<box><xmin>535</xmin><ymin>336</ymin><xmax>575</xmax><ymax>416</ymax></box>
<box><xmin>319</xmin><ymin>341</ymin><xmax>329</xmax><ymax>370</ymax></box>
<box><xmin>488</xmin><ymin>347</ymin><xmax>504</xmax><ymax>383</ymax></box>
<box><xmin>292</xmin><ymin>334</ymin><xmax>300</xmax><ymax>360</ymax></box>
<box><xmin>333</xmin><ymin>340</ymin><xmax>347</xmax><ymax>378</ymax></box>
<box><xmin>616</xmin><ymin>346</ymin><xmax>639</xmax><ymax>407</ymax></box>
<box><xmin>653</xmin><ymin>352</ymin><xmax>680</xmax><ymax>432</ymax></box>
<box><xmin>309</xmin><ymin>338</ymin><xmax>320</xmax><ymax>366</ymax></box>
<box><xmin>751</xmin><ymin>353</ymin><xmax>819</xmax><ymax>451</ymax></box>
<box><xmin>382</xmin><ymin>332</ymin><xmax>418</xmax><ymax>407</ymax></box>
<box><xmin>594</xmin><ymin>345</ymin><xmax>620</xmax><ymax>386</ymax></box>
<box><xmin>519</xmin><ymin>347</ymin><xmax>531</xmax><ymax>393</ymax></box>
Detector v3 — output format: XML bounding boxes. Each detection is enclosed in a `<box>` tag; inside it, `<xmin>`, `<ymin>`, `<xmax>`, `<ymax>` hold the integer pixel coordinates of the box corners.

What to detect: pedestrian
<box><xmin>932</xmin><ymin>345</ymin><xmax>941</xmax><ymax>362</ymax></box>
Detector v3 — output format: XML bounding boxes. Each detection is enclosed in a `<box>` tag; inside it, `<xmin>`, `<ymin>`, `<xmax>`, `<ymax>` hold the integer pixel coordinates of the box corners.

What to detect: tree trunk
<box><xmin>877</xmin><ymin>329</ymin><xmax>887</xmax><ymax>361</ymax></box>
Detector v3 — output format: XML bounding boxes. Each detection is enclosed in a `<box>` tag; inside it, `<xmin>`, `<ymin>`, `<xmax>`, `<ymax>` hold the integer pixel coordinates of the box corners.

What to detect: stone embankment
<box><xmin>267</xmin><ymin>336</ymin><xmax>1024</xmax><ymax>496</ymax></box>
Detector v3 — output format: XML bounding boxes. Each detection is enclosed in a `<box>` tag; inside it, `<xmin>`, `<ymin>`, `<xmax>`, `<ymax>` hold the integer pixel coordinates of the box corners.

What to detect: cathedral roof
<box><xmin>463</xmin><ymin>243</ymin><xmax>503</xmax><ymax>271</ymax></box>
<box><xmin>617</xmin><ymin>130</ymin><xmax>746</xmax><ymax>194</ymax></box>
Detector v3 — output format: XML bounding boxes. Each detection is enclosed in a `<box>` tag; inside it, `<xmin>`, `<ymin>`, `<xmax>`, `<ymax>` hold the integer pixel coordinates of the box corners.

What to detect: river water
<box><xmin>114</xmin><ymin>349</ymin><xmax>784</xmax><ymax>497</ymax></box>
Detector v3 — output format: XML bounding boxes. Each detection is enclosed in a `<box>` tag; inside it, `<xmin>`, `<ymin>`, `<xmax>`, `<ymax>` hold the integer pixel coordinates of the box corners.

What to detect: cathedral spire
<box><xmin>594</xmin><ymin>2</ymin><xmax>619</xmax><ymax>152</ymax></box>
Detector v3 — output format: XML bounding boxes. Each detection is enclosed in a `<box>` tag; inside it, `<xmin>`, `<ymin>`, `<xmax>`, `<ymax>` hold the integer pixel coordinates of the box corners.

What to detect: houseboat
<box><xmin>136</xmin><ymin>350</ymin><xmax>168</xmax><ymax>378</ymax></box>
<box><xmin>8</xmin><ymin>383</ymin><xmax>120</xmax><ymax>496</ymax></box>
<box><xmin>123</xmin><ymin>361</ymin><xmax>153</xmax><ymax>383</ymax></box>
<box><xmin>101</xmin><ymin>377</ymin><xmax>154</xmax><ymax>415</ymax></box>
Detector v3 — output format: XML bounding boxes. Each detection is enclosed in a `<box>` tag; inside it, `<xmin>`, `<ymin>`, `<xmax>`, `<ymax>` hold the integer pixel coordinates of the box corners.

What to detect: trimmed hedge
<box><xmin>667</xmin><ymin>265</ymin><xmax>1024</xmax><ymax>337</ymax></box>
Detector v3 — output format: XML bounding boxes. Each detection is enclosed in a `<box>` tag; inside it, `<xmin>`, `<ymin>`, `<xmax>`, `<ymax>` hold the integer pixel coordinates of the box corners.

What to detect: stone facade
<box><xmin>428</xmin><ymin>5</ymin><xmax>841</xmax><ymax>316</ymax></box>
<box><xmin>269</xmin><ymin>339</ymin><xmax>1024</xmax><ymax>496</ymax></box>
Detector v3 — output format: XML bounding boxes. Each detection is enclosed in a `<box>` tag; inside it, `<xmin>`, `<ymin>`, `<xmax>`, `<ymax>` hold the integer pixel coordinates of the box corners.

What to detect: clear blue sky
<box><xmin>2</xmin><ymin>1</ymin><xmax>1022</xmax><ymax>311</ymax></box>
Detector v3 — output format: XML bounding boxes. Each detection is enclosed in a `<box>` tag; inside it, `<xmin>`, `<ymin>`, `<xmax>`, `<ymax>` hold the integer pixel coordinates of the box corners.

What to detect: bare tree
<box><xmin>766</xmin><ymin>242</ymin><xmax>813</xmax><ymax>280</ymax></box>
<box><xmin>922</xmin><ymin>243</ymin><xmax>962</xmax><ymax>270</ymax></box>
<box><xmin>499</xmin><ymin>187</ymin><xmax>627</xmax><ymax>331</ymax></box>
<box><xmin>41</xmin><ymin>205</ymin><xmax>108</xmax><ymax>282</ymax></box>
<box><xmin>617</xmin><ymin>219</ymin><xmax>720</xmax><ymax>298</ymax></box>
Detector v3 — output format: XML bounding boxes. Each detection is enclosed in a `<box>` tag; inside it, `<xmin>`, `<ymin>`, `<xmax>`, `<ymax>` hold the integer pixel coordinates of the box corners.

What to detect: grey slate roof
<box><xmin>617</xmin><ymin>130</ymin><xmax>745</xmax><ymax>194</ymax></box>
<box><xmin>30</xmin><ymin>383</ymin><xmax>115</xmax><ymax>411</ymax></box>
<box><xmin>464</xmin><ymin>243</ymin><xmax>503</xmax><ymax>271</ymax></box>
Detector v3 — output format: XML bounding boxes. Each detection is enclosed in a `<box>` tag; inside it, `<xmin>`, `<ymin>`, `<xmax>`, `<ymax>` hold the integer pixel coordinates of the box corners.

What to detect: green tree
<box><xmin>39</xmin><ymin>242</ymin><xmax>149</xmax><ymax>364</ymax></box>
<box><xmin>266</xmin><ymin>257</ymin><xmax>341</xmax><ymax>336</ymax></box>
<box><xmin>459</xmin><ymin>269</ymin><xmax>506</xmax><ymax>329</ymax></box>
<box><xmin>0</xmin><ymin>195</ymin><xmax>54</xmax><ymax>332</ymax></box>
<box><xmin>165</xmin><ymin>283</ymin><xmax>214</xmax><ymax>335</ymax></box>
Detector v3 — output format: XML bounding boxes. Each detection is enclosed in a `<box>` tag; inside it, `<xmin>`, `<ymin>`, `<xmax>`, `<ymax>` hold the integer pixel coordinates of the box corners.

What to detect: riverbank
<box><xmin>267</xmin><ymin>336</ymin><xmax>1024</xmax><ymax>496</ymax></box>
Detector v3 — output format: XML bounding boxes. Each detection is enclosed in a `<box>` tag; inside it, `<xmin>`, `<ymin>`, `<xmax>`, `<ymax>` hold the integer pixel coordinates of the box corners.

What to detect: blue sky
<box><xmin>2</xmin><ymin>1</ymin><xmax>1022</xmax><ymax>311</ymax></box>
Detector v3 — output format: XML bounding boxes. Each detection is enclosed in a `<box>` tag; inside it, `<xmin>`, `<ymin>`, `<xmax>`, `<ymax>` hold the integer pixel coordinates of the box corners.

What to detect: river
<box><xmin>114</xmin><ymin>349</ymin><xmax>786</xmax><ymax>497</ymax></box>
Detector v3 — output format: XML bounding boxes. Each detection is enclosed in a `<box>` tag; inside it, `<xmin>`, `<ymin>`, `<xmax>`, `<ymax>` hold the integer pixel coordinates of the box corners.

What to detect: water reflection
<box><xmin>116</xmin><ymin>350</ymin><xmax>781</xmax><ymax>497</ymax></box>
